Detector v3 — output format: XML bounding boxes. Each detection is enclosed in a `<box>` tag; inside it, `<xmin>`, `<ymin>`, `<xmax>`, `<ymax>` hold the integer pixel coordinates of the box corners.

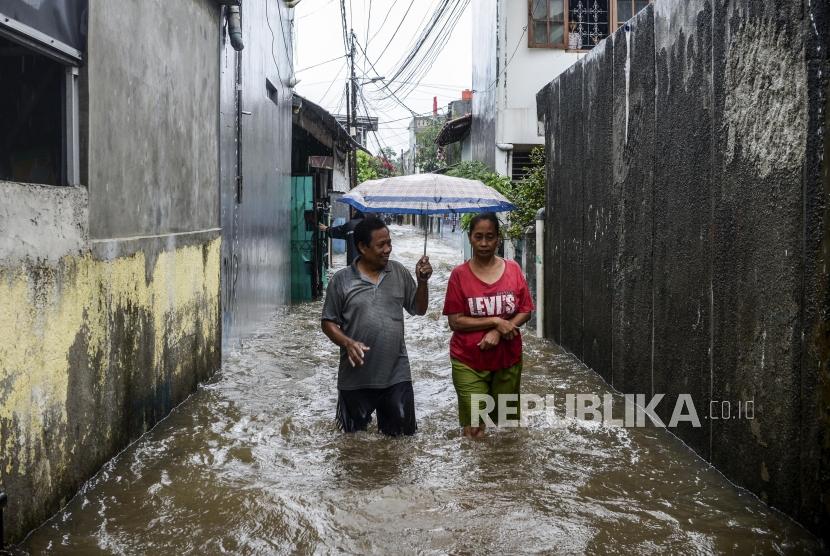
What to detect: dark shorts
<box><xmin>336</xmin><ymin>381</ymin><xmax>417</xmax><ymax>436</ymax></box>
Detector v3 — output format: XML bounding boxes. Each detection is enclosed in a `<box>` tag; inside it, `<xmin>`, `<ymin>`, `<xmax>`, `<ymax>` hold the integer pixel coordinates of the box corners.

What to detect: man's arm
<box><xmin>413</xmin><ymin>255</ymin><xmax>432</xmax><ymax>315</ymax></box>
<box><xmin>415</xmin><ymin>279</ymin><xmax>428</xmax><ymax>315</ymax></box>
<box><xmin>321</xmin><ymin>319</ymin><xmax>370</xmax><ymax>367</ymax></box>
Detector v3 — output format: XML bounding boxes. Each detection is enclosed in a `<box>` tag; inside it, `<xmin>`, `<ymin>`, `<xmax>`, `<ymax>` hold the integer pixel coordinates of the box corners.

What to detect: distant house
<box><xmin>436</xmin><ymin>90</ymin><xmax>474</xmax><ymax>168</ymax></box>
<box><xmin>333</xmin><ymin>114</ymin><xmax>379</xmax><ymax>150</ymax></box>
<box><xmin>404</xmin><ymin>114</ymin><xmax>443</xmax><ymax>174</ymax></box>
<box><xmin>470</xmin><ymin>0</ymin><xmax>651</xmax><ymax>181</ymax></box>
<box><xmin>292</xmin><ymin>94</ymin><xmax>362</xmax><ymax>300</ymax></box>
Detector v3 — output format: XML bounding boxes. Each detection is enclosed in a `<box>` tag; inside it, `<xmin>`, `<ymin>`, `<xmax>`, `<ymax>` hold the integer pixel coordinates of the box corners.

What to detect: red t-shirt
<box><xmin>442</xmin><ymin>259</ymin><xmax>534</xmax><ymax>371</ymax></box>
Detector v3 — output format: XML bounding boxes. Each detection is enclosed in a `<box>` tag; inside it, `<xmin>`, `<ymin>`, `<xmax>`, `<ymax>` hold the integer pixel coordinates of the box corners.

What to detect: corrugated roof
<box><xmin>435</xmin><ymin>113</ymin><xmax>472</xmax><ymax>146</ymax></box>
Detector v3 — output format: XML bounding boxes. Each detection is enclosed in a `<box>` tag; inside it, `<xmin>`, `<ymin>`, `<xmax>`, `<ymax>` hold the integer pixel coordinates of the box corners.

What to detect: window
<box><xmin>529</xmin><ymin>0</ymin><xmax>566</xmax><ymax>48</ymax></box>
<box><xmin>0</xmin><ymin>36</ymin><xmax>64</xmax><ymax>185</ymax></box>
<box><xmin>0</xmin><ymin>13</ymin><xmax>81</xmax><ymax>186</ymax></box>
<box><xmin>615</xmin><ymin>0</ymin><xmax>650</xmax><ymax>29</ymax></box>
<box><xmin>529</xmin><ymin>0</ymin><xmax>652</xmax><ymax>51</ymax></box>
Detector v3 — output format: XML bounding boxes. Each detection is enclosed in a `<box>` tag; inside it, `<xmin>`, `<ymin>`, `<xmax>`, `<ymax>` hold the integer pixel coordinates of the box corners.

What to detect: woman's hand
<box><xmin>477</xmin><ymin>329</ymin><xmax>501</xmax><ymax>351</ymax></box>
<box><xmin>493</xmin><ymin>318</ymin><xmax>517</xmax><ymax>339</ymax></box>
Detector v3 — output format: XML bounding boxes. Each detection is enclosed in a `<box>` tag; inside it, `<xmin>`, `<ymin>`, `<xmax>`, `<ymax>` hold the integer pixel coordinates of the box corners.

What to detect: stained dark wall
<box><xmin>537</xmin><ymin>0</ymin><xmax>830</xmax><ymax>537</ymax></box>
<box><xmin>470</xmin><ymin>0</ymin><xmax>496</xmax><ymax>170</ymax></box>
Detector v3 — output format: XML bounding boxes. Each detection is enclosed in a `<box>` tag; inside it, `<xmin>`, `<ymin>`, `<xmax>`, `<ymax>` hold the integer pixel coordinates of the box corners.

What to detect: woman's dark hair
<box><xmin>468</xmin><ymin>212</ymin><xmax>500</xmax><ymax>236</ymax></box>
<box><xmin>354</xmin><ymin>216</ymin><xmax>388</xmax><ymax>249</ymax></box>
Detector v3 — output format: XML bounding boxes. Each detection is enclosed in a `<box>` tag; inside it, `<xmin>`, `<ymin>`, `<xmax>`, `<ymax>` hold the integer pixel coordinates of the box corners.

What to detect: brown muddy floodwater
<box><xmin>20</xmin><ymin>225</ymin><xmax>821</xmax><ymax>554</ymax></box>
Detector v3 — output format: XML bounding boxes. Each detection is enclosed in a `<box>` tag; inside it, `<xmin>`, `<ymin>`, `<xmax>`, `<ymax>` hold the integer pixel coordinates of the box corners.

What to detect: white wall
<box><xmin>496</xmin><ymin>1</ymin><xmax>580</xmax><ymax>146</ymax></box>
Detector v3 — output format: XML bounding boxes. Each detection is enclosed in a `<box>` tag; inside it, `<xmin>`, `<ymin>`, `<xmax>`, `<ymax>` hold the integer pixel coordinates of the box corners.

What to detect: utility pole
<box><xmin>349</xmin><ymin>30</ymin><xmax>358</xmax><ymax>189</ymax></box>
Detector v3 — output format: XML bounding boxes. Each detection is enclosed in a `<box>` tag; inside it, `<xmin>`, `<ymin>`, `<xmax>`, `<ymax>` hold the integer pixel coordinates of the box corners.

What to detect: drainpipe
<box><xmin>496</xmin><ymin>142</ymin><xmax>513</xmax><ymax>177</ymax></box>
<box><xmin>535</xmin><ymin>208</ymin><xmax>545</xmax><ymax>338</ymax></box>
<box><xmin>227</xmin><ymin>6</ymin><xmax>244</xmax><ymax>51</ymax></box>
<box><xmin>0</xmin><ymin>490</ymin><xmax>7</xmax><ymax>550</ymax></box>
<box><xmin>496</xmin><ymin>143</ymin><xmax>515</xmax><ymax>259</ymax></box>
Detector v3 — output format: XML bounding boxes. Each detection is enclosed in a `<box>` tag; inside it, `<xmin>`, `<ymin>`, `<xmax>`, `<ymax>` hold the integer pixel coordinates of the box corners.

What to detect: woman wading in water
<box><xmin>442</xmin><ymin>213</ymin><xmax>533</xmax><ymax>437</ymax></box>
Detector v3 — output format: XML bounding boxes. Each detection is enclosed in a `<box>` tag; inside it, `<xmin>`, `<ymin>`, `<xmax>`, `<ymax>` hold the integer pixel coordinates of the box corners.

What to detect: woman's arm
<box><xmin>509</xmin><ymin>312</ymin><xmax>531</xmax><ymax>328</ymax></box>
<box><xmin>502</xmin><ymin>312</ymin><xmax>531</xmax><ymax>339</ymax></box>
<box><xmin>447</xmin><ymin>314</ymin><xmax>517</xmax><ymax>335</ymax></box>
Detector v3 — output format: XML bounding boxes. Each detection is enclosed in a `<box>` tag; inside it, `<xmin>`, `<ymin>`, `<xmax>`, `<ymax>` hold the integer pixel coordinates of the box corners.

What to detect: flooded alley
<box><xmin>20</xmin><ymin>226</ymin><xmax>820</xmax><ymax>554</ymax></box>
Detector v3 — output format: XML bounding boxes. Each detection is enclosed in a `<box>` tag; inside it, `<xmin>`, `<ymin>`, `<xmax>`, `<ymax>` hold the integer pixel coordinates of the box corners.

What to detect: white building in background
<box><xmin>470</xmin><ymin>0</ymin><xmax>650</xmax><ymax>180</ymax></box>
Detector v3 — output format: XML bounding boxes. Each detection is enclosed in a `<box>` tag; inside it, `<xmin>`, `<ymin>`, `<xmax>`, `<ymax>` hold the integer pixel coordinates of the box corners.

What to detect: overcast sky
<box><xmin>293</xmin><ymin>0</ymin><xmax>472</xmax><ymax>156</ymax></box>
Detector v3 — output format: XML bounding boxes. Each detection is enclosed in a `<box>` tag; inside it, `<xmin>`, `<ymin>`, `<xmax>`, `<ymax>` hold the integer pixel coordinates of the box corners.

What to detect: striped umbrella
<box><xmin>338</xmin><ymin>173</ymin><xmax>515</xmax><ymax>254</ymax></box>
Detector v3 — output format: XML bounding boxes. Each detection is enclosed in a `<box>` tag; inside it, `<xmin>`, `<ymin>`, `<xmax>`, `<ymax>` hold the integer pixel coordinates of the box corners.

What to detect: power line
<box><xmin>296</xmin><ymin>54</ymin><xmax>347</xmax><ymax>73</ymax></box>
<box><xmin>264</xmin><ymin>0</ymin><xmax>285</xmax><ymax>88</ymax></box>
<box><xmin>275</xmin><ymin>1</ymin><xmax>295</xmax><ymax>74</ymax></box>
<box><xmin>297</xmin><ymin>0</ymin><xmax>336</xmax><ymax>20</ymax></box>
<box><xmin>479</xmin><ymin>0</ymin><xmax>546</xmax><ymax>92</ymax></box>
<box><xmin>339</xmin><ymin>0</ymin><xmax>350</xmax><ymax>53</ymax></box>
<box><xmin>374</xmin><ymin>0</ymin><xmax>416</xmax><ymax>65</ymax></box>
<box><xmin>363</xmin><ymin>0</ymin><xmax>372</xmax><ymax>77</ymax></box>
<box><xmin>367</xmin><ymin>0</ymin><xmax>401</xmax><ymax>47</ymax></box>
<box><xmin>353</xmin><ymin>36</ymin><xmax>417</xmax><ymax>116</ymax></box>
<box><xmin>318</xmin><ymin>58</ymin><xmax>348</xmax><ymax>106</ymax></box>
<box><xmin>369</xmin><ymin>0</ymin><xmax>468</xmax><ymax>105</ymax></box>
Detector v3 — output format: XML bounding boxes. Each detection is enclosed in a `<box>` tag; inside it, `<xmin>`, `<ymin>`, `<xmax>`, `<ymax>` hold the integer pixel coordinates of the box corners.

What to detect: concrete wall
<box><xmin>537</xmin><ymin>0</ymin><xmax>830</xmax><ymax>537</ymax></box>
<box><xmin>219</xmin><ymin>1</ymin><xmax>293</xmax><ymax>345</ymax></box>
<box><xmin>0</xmin><ymin>0</ymin><xmax>222</xmax><ymax>543</ymax></box>
<box><xmin>86</xmin><ymin>0</ymin><xmax>220</xmax><ymax>239</ymax></box>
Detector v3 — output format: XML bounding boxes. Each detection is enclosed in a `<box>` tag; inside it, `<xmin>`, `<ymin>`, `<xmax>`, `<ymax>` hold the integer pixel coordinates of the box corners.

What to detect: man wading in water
<box><xmin>321</xmin><ymin>217</ymin><xmax>432</xmax><ymax>436</ymax></box>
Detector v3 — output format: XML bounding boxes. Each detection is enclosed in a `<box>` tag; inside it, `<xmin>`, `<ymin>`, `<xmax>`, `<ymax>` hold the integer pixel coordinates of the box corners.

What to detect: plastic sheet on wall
<box><xmin>0</xmin><ymin>0</ymin><xmax>88</xmax><ymax>52</ymax></box>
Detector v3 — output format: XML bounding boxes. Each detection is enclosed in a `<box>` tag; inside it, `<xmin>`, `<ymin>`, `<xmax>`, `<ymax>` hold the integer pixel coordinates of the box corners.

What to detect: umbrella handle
<box><xmin>423</xmin><ymin>203</ymin><xmax>428</xmax><ymax>256</ymax></box>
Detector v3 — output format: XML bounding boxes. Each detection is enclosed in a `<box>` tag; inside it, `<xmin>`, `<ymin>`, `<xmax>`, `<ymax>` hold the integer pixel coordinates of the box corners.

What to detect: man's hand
<box><xmin>415</xmin><ymin>255</ymin><xmax>432</xmax><ymax>282</ymax></box>
<box><xmin>478</xmin><ymin>329</ymin><xmax>501</xmax><ymax>351</ymax></box>
<box><xmin>345</xmin><ymin>338</ymin><xmax>370</xmax><ymax>367</ymax></box>
<box><xmin>318</xmin><ymin>223</ymin><xmax>328</xmax><ymax>232</ymax></box>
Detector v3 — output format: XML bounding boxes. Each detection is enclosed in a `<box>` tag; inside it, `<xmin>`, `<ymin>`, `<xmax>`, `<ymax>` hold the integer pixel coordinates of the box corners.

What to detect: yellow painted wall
<box><xmin>0</xmin><ymin>237</ymin><xmax>221</xmax><ymax>541</ymax></box>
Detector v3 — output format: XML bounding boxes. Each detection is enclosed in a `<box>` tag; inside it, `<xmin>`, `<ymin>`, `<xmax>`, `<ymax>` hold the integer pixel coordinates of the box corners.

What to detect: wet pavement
<box><xmin>20</xmin><ymin>225</ymin><xmax>821</xmax><ymax>554</ymax></box>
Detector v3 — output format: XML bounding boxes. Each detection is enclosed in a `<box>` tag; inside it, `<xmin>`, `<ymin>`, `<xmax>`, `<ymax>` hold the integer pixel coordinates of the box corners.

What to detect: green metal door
<box><xmin>291</xmin><ymin>176</ymin><xmax>314</xmax><ymax>302</ymax></box>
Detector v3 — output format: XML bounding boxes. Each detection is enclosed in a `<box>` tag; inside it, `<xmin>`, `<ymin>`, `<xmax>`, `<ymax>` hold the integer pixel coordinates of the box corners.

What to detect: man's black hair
<box><xmin>354</xmin><ymin>216</ymin><xmax>388</xmax><ymax>250</ymax></box>
<box><xmin>468</xmin><ymin>212</ymin><xmax>500</xmax><ymax>235</ymax></box>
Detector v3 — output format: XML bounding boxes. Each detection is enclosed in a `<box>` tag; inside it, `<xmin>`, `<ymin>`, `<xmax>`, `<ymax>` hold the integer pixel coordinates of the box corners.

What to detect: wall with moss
<box><xmin>0</xmin><ymin>185</ymin><xmax>220</xmax><ymax>541</ymax></box>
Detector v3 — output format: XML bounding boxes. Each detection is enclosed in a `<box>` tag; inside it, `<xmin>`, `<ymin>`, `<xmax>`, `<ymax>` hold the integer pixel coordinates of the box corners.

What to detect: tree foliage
<box><xmin>356</xmin><ymin>150</ymin><xmax>379</xmax><ymax>183</ymax></box>
<box><xmin>445</xmin><ymin>147</ymin><xmax>546</xmax><ymax>238</ymax></box>
<box><xmin>446</xmin><ymin>161</ymin><xmax>512</xmax><ymax>234</ymax></box>
<box><xmin>506</xmin><ymin>146</ymin><xmax>546</xmax><ymax>238</ymax></box>
<box><xmin>414</xmin><ymin>121</ymin><xmax>444</xmax><ymax>173</ymax></box>
<box><xmin>357</xmin><ymin>149</ymin><xmax>399</xmax><ymax>184</ymax></box>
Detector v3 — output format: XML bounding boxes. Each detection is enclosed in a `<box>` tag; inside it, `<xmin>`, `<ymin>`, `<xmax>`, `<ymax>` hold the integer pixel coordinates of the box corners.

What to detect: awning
<box><xmin>292</xmin><ymin>93</ymin><xmax>369</xmax><ymax>154</ymax></box>
<box><xmin>435</xmin><ymin>113</ymin><xmax>471</xmax><ymax>146</ymax></box>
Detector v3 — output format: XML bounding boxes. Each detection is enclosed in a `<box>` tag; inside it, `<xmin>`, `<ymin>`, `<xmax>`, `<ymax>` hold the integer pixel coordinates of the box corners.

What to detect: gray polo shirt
<box><xmin>322</xmin><ymin>258</ymin><xmax>419</xmax><ymax>390</ymax></box>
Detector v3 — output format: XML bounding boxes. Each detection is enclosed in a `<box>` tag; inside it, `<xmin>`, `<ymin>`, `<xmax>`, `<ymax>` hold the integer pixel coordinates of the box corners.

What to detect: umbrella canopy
<box><xmin>337</xmin><ymin>173</ymin><xmax>515</xmax><ymax>215</ymax></box>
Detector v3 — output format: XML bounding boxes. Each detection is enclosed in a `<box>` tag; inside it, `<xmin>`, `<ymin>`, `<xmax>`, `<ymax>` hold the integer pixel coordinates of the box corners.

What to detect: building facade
<box><xmin>219</xmin><ymin>0</ymin><xmax>294</xmax><ymax>345</ymax></box>
<box><xmin>0</xmin><ymin>0</ymin><xmax>294</xmax><ymax>543</ymax></box>
<box><xmin>471</xmin><ymin>0</ymin><xmax>648</xmax><ymax>180</ymax></box>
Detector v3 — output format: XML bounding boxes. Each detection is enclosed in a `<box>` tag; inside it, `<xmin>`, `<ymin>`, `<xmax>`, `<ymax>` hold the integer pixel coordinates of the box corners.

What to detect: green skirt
<box><xmin>451</xmin><ymin>358</ymin><xmax>522</xmax><ymax>427</ymax></box>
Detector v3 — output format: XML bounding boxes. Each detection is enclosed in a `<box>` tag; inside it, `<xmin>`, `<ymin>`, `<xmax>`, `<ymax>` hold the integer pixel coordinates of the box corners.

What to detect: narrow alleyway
<box><xmin>21</xmin><ymin>226</ymin><xmax>819</xmax><ymax>553</ymax></box>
